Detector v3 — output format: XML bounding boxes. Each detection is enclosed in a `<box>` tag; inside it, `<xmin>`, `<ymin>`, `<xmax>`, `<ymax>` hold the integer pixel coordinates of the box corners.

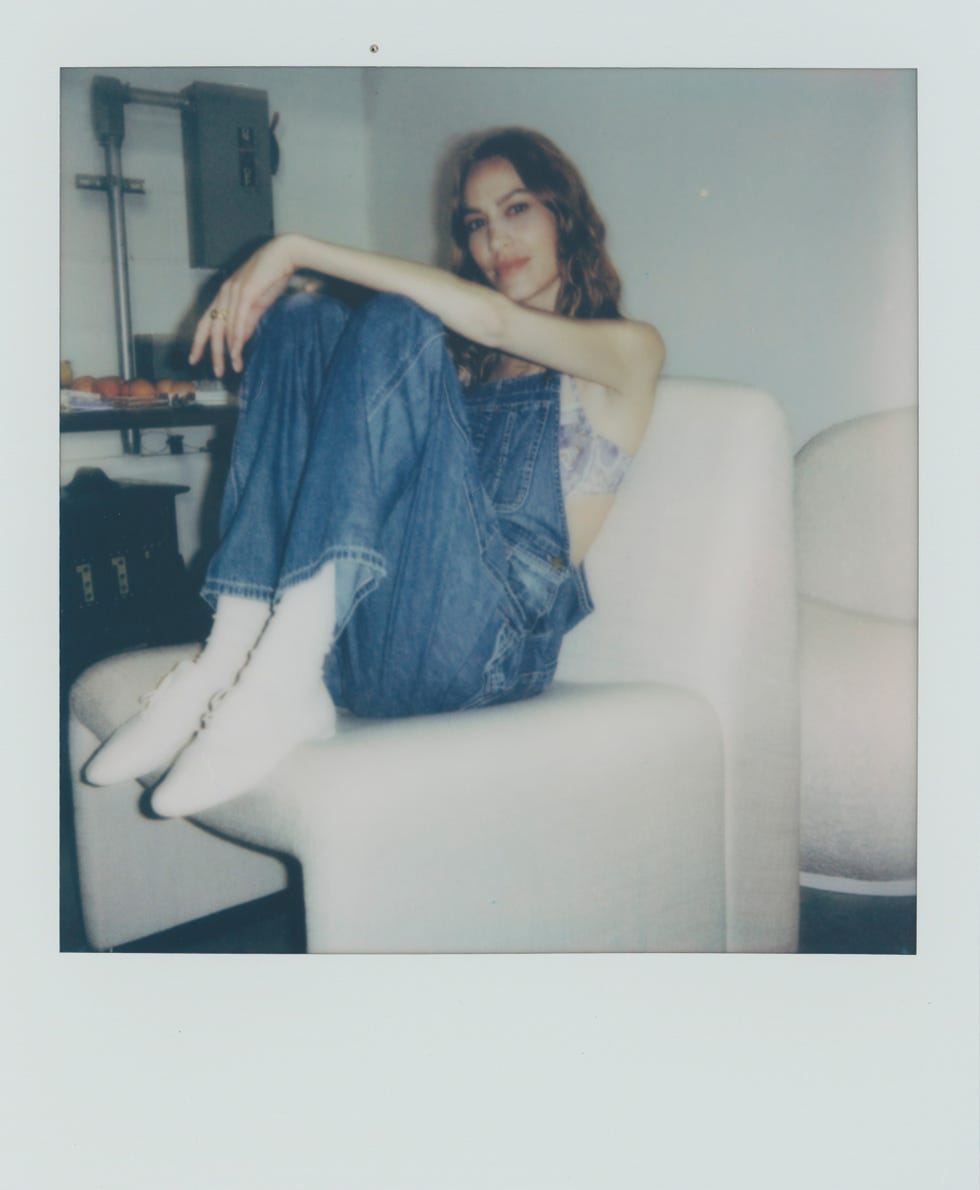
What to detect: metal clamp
<box><xmin>75</xmin><ymin>174</ymin><xmax>146</xmax><ymax>195</ymax></box>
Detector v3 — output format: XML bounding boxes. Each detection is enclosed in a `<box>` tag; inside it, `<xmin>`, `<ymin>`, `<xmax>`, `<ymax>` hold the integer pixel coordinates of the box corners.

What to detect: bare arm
<box><xmin>190</xmin><ymin>233</ymin><xmax>664</xmax><ymax>410</ymax></box>
<box><xmin>190</xmin><ymin>233</ymin><xmax>506</xmax><ymax>378</ymax></box>
<box><xmin>482</xmin><ymin>291</ymin><xmax>664</xmax><ymax>404</ymax></box>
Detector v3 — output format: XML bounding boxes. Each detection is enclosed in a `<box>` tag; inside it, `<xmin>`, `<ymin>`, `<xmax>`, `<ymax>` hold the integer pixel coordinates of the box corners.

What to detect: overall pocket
<box><xmin>467</xmin><ymin>401</ymin><xmax>551</xmax><ymax>514</ymax></box>
<box><xmin>500</xmin><ymin>520</ymin><xmax>570</xmax><ymax>628</ymax></box>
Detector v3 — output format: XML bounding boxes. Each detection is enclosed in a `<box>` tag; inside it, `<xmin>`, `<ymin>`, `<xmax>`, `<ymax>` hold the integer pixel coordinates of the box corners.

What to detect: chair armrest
<box><xmin>557</xmin><ymin>379</ymin><xmax>800</xmax><ymax>950</ymax></box>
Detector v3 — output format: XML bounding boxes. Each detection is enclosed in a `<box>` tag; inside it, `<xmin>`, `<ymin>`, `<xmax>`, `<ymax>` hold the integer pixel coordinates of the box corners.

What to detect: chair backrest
<box><xmin>557</xmin><ymin>376</ymin><xmax>797</xmax><ymax>689</ymax></box>
<box><xmin>795</xmin><ymin>408</ymin><xmax>917</xmax><ymax>621</ymax></box>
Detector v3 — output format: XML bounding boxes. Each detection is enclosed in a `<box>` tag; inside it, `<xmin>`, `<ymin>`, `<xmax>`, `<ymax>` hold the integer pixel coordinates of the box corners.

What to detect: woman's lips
<box><xmin>496</xmin><ymin>258</ymin><xmax>529</xmax><ymax>280</ymax></box>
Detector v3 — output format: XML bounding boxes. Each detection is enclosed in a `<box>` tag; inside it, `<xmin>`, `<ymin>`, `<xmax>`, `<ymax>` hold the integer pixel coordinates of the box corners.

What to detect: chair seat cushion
<box><xmin>201</xmin><ymin>680</ymin><xmax>728</xmax><ymax>952</ymax></box>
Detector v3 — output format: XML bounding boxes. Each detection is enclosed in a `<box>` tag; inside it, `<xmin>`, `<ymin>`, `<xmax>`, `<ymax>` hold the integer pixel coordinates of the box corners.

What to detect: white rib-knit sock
<box><xmin>150</xmin><ymin>565</ymin><xmax>338</xmax><ymax>817</ymax></box>
<box><xmin>240</xmin><ymin>565</ymin><xmax>337</xmax><ymax>692</ymax></box>
<box><xmin>84</xmin><ymin>593</ymin><xmax>271</xmax><ymax>787</ymax></box>
<box><xmin>195</xmin><ymin>593</ymin><xmax>274</xmax><ymax>686</ymax></box>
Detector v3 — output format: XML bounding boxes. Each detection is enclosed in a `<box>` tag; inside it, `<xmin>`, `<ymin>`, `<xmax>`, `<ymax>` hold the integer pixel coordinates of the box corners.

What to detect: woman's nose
<box><xmin>487</xmin><ymin>219</ymin><xmax>509</xmax><ymax>250</ymax></box>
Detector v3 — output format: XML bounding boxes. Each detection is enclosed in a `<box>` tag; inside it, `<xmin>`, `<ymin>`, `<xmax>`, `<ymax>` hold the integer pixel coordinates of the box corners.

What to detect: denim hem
<box><xmin>200</xmin><ymin>578</ymin><xmax>277</xmax><ymax>608</ymax></box>
<box><xmin>275</xmin><ymin>543</ymin><xmax>387</xmax><ymax>595</ymax></box>
<box><xmin>201</xmin><ymin>544</ymin><xmax>388</xmax><ymax>633</ymax></box>
<box><xmin>276</xmin><ymin>544</ymin><xmax>388</xmax><ymax>641</ymax></box>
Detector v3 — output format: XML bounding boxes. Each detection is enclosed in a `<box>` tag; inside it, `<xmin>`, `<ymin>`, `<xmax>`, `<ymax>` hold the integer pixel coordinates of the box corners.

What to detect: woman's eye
<box><xmin>465</xmin><ymin>218</ymin><xmax>485</xmax><ymax>235</ymax></box>
<box><xmin>507</xmin><ymin>202</ymin><xmax>529</xmax><ymax>217</ymax></box>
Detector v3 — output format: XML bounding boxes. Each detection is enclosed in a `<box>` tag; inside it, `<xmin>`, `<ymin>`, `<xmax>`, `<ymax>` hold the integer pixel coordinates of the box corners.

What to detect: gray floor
<box><xmin>121</xmin><ymin>892</ymin><xmax>916</xmax><ymax>955</ymax></box>
<box><xmin>798</xmin><ymin>885</ymin><xmax>916</xmax><ymax>955</ymax></box>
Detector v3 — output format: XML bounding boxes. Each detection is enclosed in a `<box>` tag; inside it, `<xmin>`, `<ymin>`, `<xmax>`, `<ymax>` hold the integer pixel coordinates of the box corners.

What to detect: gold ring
<box><xmin>210</xmin><ymin>308</ymin><xmax>228</xmax><ymax>321</ymax></box>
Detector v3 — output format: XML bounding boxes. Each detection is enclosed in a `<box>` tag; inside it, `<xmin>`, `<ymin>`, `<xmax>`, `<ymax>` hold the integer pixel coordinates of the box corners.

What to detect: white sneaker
<box><xmin>84</xmin><ymin>659</ymin><xmax>220</xmax><ymax>787</ymax></box>
<box><xmin>150</xmin><ymin>677</ymin><xmax>336</xmax><ymax>818</ymax></box>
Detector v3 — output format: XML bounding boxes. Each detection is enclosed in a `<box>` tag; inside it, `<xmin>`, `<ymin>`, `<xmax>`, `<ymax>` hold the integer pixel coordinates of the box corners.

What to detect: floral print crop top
<box><xmin>558</xmin><ymin>374</ymin><xmax>633</xmax><ymax>496</ymax></box>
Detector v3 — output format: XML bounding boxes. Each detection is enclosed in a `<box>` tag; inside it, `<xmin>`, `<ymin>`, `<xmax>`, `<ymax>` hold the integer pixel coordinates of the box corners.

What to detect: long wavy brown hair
<box><xmin>446</xmin><ymin>127</ymin><xmax>623</xmax><ymax>384</ymax></box>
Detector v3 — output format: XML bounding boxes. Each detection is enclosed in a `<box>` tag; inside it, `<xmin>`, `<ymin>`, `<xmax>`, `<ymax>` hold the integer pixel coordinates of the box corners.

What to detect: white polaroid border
<box><xmin>7</xmin><ymin>1</ymin><xmax>979</xmax><ymax>1186</ymax></box>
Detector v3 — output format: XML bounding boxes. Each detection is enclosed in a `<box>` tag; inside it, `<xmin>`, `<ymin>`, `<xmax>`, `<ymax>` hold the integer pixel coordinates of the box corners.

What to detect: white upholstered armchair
<box><xmin>68</xmin><ymin>377</ymin><xmax>801</xmax><ymax>953</ymax></box>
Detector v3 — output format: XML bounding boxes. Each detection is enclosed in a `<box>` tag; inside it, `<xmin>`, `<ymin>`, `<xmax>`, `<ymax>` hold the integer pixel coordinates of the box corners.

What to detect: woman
<box><xmin>85</xmin><ymin>127</ymin><xmax>665</xmax><ymax>817</ymax></box>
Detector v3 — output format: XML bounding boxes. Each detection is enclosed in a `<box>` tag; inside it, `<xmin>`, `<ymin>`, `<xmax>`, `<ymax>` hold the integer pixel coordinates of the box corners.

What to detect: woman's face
<box><xmin>461</xmin><ymin>156</ymin><xmax>562</xmax><ymax>312</ymax></box>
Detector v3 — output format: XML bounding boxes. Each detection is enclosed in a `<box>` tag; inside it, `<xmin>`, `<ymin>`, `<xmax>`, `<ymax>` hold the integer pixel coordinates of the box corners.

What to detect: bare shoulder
<box><xmin>607</xmin><ymin>318</ymin><xmax>665</xmax><ymax>400</ymax></box>
<box><xmin>564</xmin><ymin>314</ymin><xmax>664</xmax><ymax>405</ymax></box>
<box><xmin>490</xmin><ymin>291</ymin><xmax>665</xmax><ymax>398</ymax></box>
<box><xmin>573</xmin><ymin>321</ymin><xmax>664</xmax><ymax>450</ymax></box>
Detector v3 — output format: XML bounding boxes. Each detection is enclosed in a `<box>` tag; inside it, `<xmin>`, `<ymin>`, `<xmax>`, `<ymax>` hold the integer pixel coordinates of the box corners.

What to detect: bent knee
<box><xmin>258</xmin><ymin>290</ymin><xmax>350</xmax><ymax>342</ymax></box>
<box><xmin>352</xmin><ymin>293</ymin><xmax>444</xmax><ymax>342</ymax></box>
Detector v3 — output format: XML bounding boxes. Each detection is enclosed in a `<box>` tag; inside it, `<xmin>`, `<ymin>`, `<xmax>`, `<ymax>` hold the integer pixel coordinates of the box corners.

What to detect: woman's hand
<box><xmin>189</xmin><ymin>235</ymin><xmax>303</xmax><ymax>377</ymax></box>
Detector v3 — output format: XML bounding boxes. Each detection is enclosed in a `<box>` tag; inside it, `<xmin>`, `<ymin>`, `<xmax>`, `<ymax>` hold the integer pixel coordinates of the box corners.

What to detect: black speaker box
<box><xmin>181</xmin><ymin>82</ymin><xmax>275</xmax><ymax>270</ymax></box>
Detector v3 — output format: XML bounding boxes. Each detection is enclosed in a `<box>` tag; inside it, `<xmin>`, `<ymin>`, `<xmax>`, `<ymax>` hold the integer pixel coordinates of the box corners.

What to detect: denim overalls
<box><xmin>201</xmin><ymin>291</ymin><xmax>593</xmax><ymax>718</ymax></box>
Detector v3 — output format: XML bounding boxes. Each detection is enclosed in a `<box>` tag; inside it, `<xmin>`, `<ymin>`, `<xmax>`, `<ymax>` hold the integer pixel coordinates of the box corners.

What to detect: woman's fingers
<box><xmin>188</xmin><ymin>240</ymin><xmax>295</xmax><ymax>374</ymax></box>
<box><xmin>188</xmin><ymin>280</ymin><xmax>236</xmax><ymax>376</ymax></box>
<box><xmin>204</xmin><ymin>296</ymin><xmax>231</xmax><ymax>377</ymax></box>
<box><xmin>188</xmin><ymin>301</ymin><xmax>220</xmax><ymax>367</ymax></box>
<box><xmin>217</xmin><ymin>285</ymin><xmax>242</xmax><ymax>376</ymax></box>
<box><xmin>212</xmin><ymin>272</ymin><xmax>255</xmax><ymax>374</ymax></box>
<box><xmin>228</xmin><ymin>296</ymin><xmax>249</xmax><ymax>373</ymax></box>
<box><xmin>211</xmin><ymin>310</ymin><xmax>231</xmax><ymax>377</ymax></box>
<box><xmin>227</xmin><ymin>279</ymin><xmax>289</xmax><ymax>372</ymax></box>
